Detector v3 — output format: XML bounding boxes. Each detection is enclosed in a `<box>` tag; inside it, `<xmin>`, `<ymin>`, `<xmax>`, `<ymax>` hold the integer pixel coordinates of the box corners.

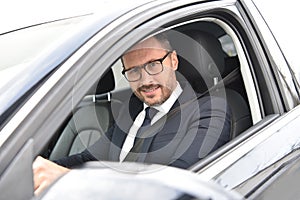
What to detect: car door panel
<box><xmin>214</xmin><ymin>106</ymin><xmax>300</xmax><ymax>190</ymax></box>
<box><xmin>0</xmin><ymin>139</ymin><xmax>34</xmax><ymax>200</ymax></box>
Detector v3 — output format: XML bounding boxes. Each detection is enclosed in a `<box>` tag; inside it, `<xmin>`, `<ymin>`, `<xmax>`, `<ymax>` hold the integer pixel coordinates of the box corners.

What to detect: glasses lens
<box><xmin>145</xmin><ymin>61</ymin><xmax>163</xmax><ymax>75</ymax></box>
<box><xmin>125</xmin><ymin>68</ymin><xmax>140</xmax><ymax>81</ymax></box>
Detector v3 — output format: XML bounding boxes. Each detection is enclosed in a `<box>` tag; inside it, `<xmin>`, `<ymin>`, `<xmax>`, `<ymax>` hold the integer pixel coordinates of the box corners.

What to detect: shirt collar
<box><xmin>143</xmin><ymin>81</ymin><xmax>183</xmax><ymax>114</ymax></box>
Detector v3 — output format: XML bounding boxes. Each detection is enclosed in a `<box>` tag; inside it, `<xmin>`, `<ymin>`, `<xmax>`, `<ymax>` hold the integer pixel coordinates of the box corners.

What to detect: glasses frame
<box><xmin>122</xmin><ymin>51</ymin><xmax>173</xmax><ymax>82</ymax></box>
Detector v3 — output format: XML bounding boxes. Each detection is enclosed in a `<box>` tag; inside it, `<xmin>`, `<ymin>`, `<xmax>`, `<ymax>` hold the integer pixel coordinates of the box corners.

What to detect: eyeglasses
<box><xmin>122</xmin><ymin>51</ymin><xmax>172</xmax><ymax>82</ymax></box>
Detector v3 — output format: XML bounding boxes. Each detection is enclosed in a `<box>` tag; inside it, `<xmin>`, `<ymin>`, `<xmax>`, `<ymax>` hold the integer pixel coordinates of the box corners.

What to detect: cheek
<box><xmin>129</xmin><ymin>82</ymin><xmax>143</xmax><ymax>93</ymax></box>
<box><xmin>156</xmin><ymin>68</ymin><xmax>175</xmax><ymax>86</ymax></box>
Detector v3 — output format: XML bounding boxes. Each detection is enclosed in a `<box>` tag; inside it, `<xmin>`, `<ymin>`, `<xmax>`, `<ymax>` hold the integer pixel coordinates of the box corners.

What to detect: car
<box><xmin>0</xmin><ymin>0</ymin><xmax>299</xmax><ymax>199</ymax></box>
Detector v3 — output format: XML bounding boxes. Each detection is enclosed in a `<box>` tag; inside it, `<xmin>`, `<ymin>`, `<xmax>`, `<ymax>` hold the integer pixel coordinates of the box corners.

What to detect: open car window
<box><xmin>48</xmin><ymin>17</ymin><xmax>257</xmax><ymax>162</ymax></box>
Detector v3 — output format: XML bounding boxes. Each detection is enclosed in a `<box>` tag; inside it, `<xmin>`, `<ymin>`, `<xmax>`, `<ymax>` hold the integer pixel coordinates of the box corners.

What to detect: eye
<box><xmin>148</xmin><ymin>61</ymin><xmax>160</xmax><ymax>68</ymax></box>
<box><xmin>127</xmin><ymin>67</ymin><xmax>139</xmax><ymax>75</ymax></box>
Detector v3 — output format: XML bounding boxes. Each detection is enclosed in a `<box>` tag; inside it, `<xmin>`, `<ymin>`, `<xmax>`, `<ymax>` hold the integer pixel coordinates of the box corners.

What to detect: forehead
<box><xmin>123</xmin><ymin>38</ymin><xmax>167</xmax><ymax>68</ymax></box>
<box><xmin>123</xmin><ymin>48</ymin><xmax>166</xmax><ymax>68</ymax></box>
<box><xmin>128</xmin><ymin>37</ymin><xmax>165</xmax><ymax>51</ymax></box>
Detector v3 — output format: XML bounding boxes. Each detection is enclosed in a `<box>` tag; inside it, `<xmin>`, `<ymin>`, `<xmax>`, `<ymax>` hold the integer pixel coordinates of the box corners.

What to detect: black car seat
<box><xmin>168</xmin><ymin>29</ymin><xmax>252</xmax><ymax>138</ymax></box>
<box><xmin>49</xmin><ymin>69</ymin><xmax>118</xmax><ymax>160</ymax></box>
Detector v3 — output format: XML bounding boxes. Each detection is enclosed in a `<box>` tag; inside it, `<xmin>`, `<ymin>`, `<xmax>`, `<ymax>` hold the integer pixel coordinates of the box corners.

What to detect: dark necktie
<box><xmin>124</xmin><ymin>107</ymin><xmax>157</xmax><ymax>161</ymax></box>
<box><xmin>141</xmin><ymin>107</ymin><xmax>156</xmax><ymax>126</ymax></box>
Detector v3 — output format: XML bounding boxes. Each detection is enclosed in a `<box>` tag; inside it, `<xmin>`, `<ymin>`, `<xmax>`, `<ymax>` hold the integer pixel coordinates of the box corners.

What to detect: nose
<box><xmin>140</xmin><ymin>67</ymin><xmax>154</xmax><ymax>84</ymax></box>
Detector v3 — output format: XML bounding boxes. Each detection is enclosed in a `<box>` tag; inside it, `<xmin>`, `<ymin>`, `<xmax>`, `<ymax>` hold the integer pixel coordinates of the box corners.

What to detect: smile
<box><xmin>140</xmin><ymin>84</ymin><xmax>160</xmax><ymax>95</ymax></box>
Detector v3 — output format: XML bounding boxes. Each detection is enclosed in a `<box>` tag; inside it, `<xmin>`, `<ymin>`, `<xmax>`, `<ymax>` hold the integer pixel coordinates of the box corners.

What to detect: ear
<box><xmin>170</xmin><ymin>51</ymin><xmax>179</xmax><ymax>71</ymax></box>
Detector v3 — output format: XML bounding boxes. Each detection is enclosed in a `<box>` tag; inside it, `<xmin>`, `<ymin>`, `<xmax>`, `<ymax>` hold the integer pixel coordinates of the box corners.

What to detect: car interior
<box><xmin>46</xmin><ymin>20</ymin><xmax>253</xmax><ymax>161</ymax></box>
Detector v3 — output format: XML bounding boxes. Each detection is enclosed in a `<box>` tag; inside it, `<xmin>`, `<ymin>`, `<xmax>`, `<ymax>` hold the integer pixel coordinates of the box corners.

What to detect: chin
<box><xmin>145</xmin><ymin>97</ymin><xmax>166</xmax><ymax>106</ymax></box>
<box><xmin>136</xmin><ymin>92</ymin><xmax>168</xmax><ymax>106</ymax></box>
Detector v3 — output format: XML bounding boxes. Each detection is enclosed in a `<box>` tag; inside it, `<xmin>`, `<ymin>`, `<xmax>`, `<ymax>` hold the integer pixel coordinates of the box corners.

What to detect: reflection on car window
<box><xmin>219</xmin><ymin>34</ymin><xmax>237</xmax><ymax>57</ymax></box>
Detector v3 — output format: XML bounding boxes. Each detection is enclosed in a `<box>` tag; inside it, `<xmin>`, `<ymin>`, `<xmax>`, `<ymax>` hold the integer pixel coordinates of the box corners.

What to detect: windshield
<box><xmin>0</xmin><ymin>18</ymin><xmax>85</xmax><ymax>87</ymax></box>
<box><xmin>0</xmin><ymin>16</ymin><xmax>86</xmax><ymax>127</ymax></box>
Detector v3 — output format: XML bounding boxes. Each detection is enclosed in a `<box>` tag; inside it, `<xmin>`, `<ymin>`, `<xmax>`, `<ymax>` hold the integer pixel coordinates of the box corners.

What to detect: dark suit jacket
<box><xmin>55</xmin><ymin>82</ymin><xmax>231</xmax><ymax>169</ymax></box>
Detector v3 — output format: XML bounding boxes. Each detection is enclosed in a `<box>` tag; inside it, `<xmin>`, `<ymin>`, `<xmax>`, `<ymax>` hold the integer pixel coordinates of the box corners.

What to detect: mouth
<box><xmin>139</xmin><ymin>84</ymin><xmax>160</xmax><ymax>96</ymax></box>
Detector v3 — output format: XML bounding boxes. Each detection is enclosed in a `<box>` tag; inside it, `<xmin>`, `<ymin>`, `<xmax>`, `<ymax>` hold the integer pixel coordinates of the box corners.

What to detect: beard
<box><xmin>134</xmin><ymin>84</ymin><xmax>172</xmax><ymax>106</ymax></box>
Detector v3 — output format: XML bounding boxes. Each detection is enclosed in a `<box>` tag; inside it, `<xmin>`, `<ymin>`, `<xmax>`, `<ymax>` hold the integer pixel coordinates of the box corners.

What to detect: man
<box><xmin>33</xmin><ymin>33</ymin><xmax>231</xmax><ymax>195</ymax></box>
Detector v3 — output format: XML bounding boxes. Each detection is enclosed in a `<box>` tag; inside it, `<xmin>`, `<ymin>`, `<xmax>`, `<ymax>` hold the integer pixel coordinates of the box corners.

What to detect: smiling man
<box><xmin>33</xmin><ymin>32</ymin><xmax>231</xmax><ymax>195</ymax></box>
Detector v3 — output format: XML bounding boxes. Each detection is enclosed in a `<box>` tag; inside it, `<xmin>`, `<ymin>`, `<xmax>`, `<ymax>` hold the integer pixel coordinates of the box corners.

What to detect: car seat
<box><xmin>168</xmin><ymin>29</ymin><xmax>252</xmax><ymax>138</ymax></box>
<box><xmin>49</xmin><ymin>69</ymin><xmax>117</xmax><ymax>160</ymax></box>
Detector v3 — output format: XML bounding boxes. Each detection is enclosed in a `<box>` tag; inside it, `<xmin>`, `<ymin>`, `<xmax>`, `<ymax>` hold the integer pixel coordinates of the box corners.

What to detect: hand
<box><xmin>33</xmin><ymin>156</ymin><xmax>70</xmax><ymax>196</ymax></box>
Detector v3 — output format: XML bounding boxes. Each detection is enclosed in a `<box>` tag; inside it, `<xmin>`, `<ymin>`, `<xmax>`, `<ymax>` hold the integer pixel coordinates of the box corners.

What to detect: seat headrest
<box><xmin>168</xmin><ymin>30</ymin><xmax>225</xmax><ymax>93</ymax></box>
<box><xmin>96</xmin><ymin>69</ymin><xmax>115</xmax><ymax>94</ymax></box>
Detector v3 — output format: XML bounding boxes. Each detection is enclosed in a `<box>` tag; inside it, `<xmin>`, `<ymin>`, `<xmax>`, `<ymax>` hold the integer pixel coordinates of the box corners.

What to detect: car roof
<box><xmin>0</xmin><ymin>0</ymin><xmax>156</xmax><ymax>34</ymax></box>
